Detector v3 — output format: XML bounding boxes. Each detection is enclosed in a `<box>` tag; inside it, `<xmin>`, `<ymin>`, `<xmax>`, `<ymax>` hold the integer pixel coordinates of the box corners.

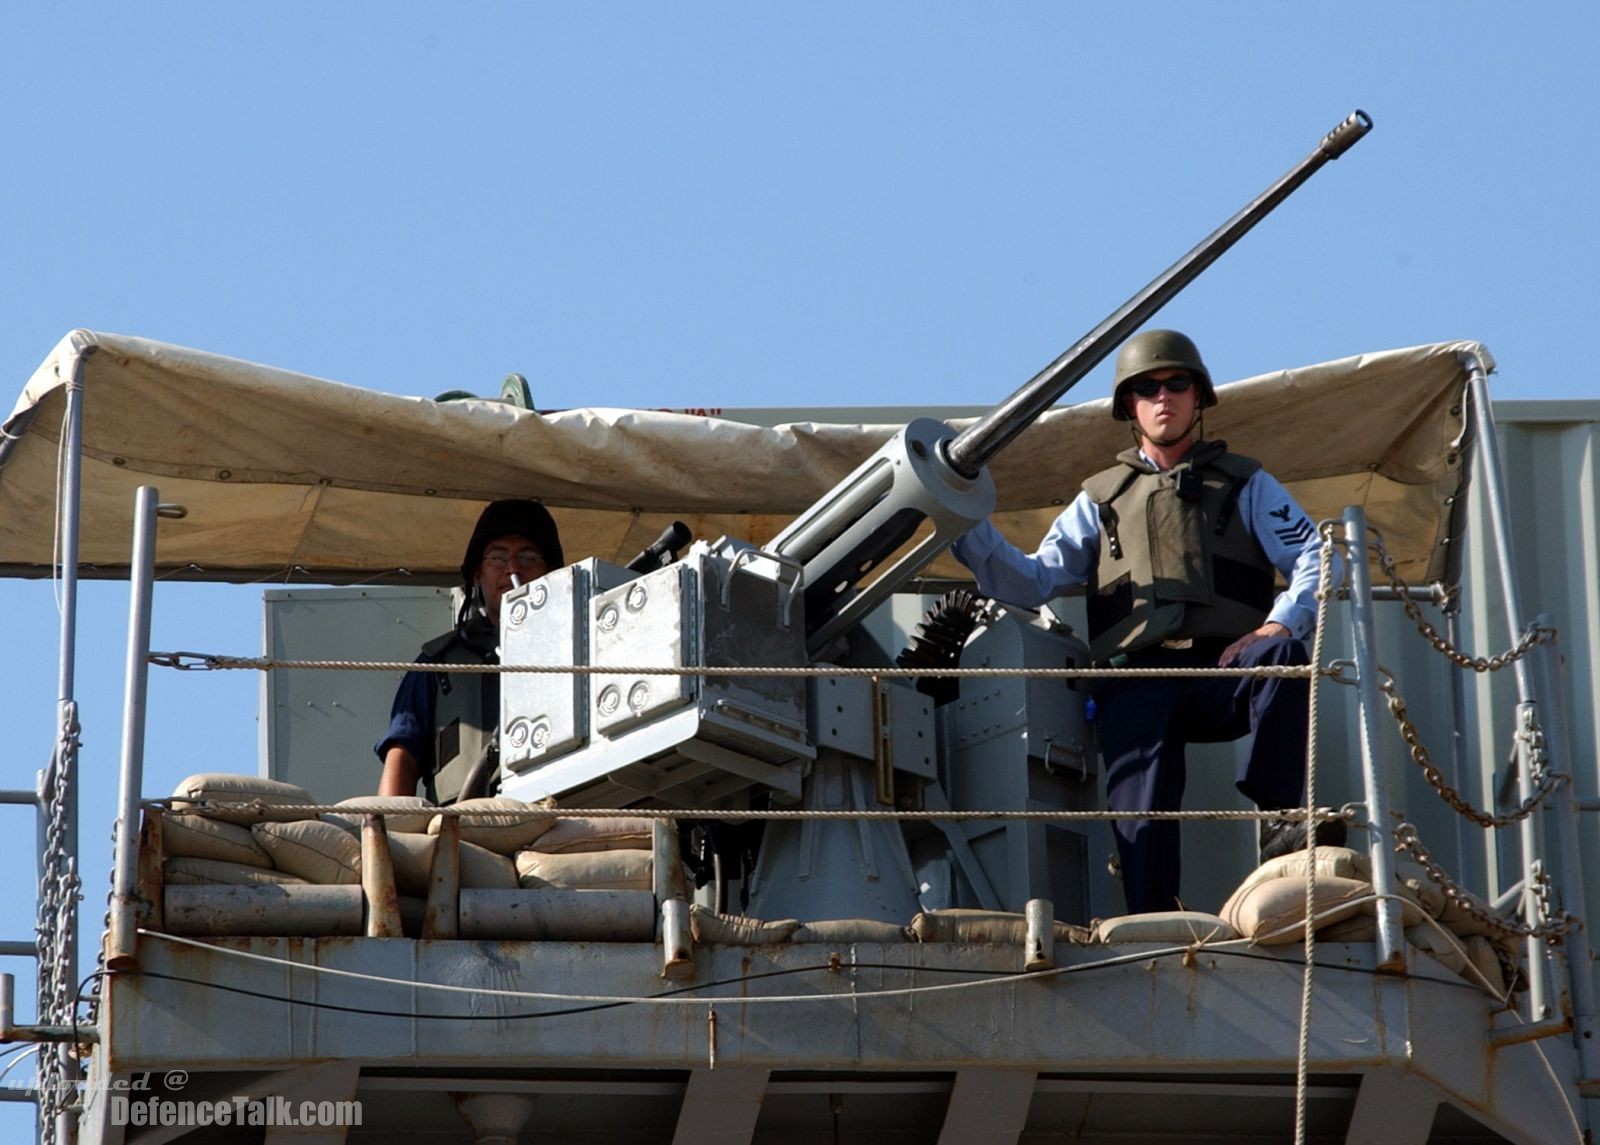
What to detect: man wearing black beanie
<box><xmin>375</xmin><ymin>499</ymin><xmax>564</xmax><ymax>799</ymax></box>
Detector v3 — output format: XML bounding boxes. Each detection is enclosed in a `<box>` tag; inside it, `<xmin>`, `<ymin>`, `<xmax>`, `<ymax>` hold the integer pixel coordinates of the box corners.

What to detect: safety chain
<box><xmin>1394</xmin><ymin>823</ymin><xmax>1581</xmax><ymax>941</ymax></box>
<box><xmin>1369</xmin><ymin>530</ymin><xmax>1555</xmax><ymax>672</ymax></box>
<box><xmin>34</xmin><ymin>703</ymin><xmax>83</xmax><ymax>1143</ymax></box>
<box><xmin>1377</xmin><ymin>668</ymin><xmax>1563</xmax><ymax>828</ymax></box>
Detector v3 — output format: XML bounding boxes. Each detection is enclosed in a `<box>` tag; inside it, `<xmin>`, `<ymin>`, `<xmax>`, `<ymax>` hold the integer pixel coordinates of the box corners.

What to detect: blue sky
<box><xmin>0</xmin><ymin>2</ymin><xmax>1595</xmax><ymax>1122</ymax></box>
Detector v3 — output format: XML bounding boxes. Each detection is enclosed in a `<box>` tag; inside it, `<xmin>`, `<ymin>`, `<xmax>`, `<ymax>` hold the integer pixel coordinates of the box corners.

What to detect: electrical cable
<box><xmin>129</xmin><ymin>929</ymin><xmax>1487</xmax><ymax>1025</ymax></box>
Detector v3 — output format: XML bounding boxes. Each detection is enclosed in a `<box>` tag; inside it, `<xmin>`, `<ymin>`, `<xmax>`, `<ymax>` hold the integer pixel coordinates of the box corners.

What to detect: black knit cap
<box><xmin>459</xmin><ymin>499</ymin><xmax>565</xmax><ymax>584</ymax></box>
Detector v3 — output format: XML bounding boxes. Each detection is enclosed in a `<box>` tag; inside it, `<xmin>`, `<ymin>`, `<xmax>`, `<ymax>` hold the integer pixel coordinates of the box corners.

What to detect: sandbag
<box><xmin>171</xmin><ymin>772</ymin><xmax>315</xmax><ymax>825</ymax></box>
<box><xmin>515</xmin><ymin>848</ymin><xmax>653</xmax><ymax>891</ymax></box>
<box><xmin>792</xmin><ymin>918</ymin><xmax>912</xmax><ymax>944</ymax></box>
<box><xmin>164</xmin><ymin>857</ymin><xmax>307</xmax><ymax>886</ymax></box>
<box><xmin>1315</xmin><ymin>914</ymin><xmax>1377</xmax><ymax>942</ymax></box>
<box><xmin>162</xmin><ymin>813</ymin><xmax>272</xmax><ymax>868</ymax></box>
<box><xmin>1221</xmin><ymin>875</ymin><xmax>1377</xmax><ymax>944</ymax></box>
<box><xmin>1230</xmin><ymin>846</ymin><xmax>1370</xmax><ymax>906</ymax></box>
<box><xmin>1464</xmin><ymin>935</ymin><xmax>1509</xmax><ymax>996</ymax></box>
<box><xmin>909</xmin><ymin>909</ymin><xmax>1091</xmax><ymax>946</ymax></box>
<box><xmin>429</xmin><ymin>797</ymin><xmax>556</xmax><ymax>854</ymax></box>
<box><xmin>323</xmin><ymin>795</ymin><xmax>438</xmax><ymax>835</ymax></box>
<box><xmin>1093</xmin><ymin>911</ymin><xmax>1237</xmax><ymax>944</ymax></box>
<box><xmin>1405</xmin><ymin>922</ymin><xmax>1468</xmax><ymax>975</ymax></box>
<box><xmin>689</xmin><ymin>906</ymin><xmax>800</xmax><ymax>945</ymax></box>
<box><xmin>1394</xmin><ymin>861</ymin><xmax>1447</xmax><ymax>917</ymax></box>
<box><xmin>386</xmin><ymin>831</ymin><xmax>518</xmax><ymax>894</ymax></box>
<box><xmin>532</xmin><ymin>815</ymin><xmax>654</xmax><ymax>854</ymax></box>
<box><xmin>252</xmin><ymin>820</ymin><xmax>361</xmax><ymax>885</ymax></box>
<box><xmin>1435</xmin><ymin>886</ymin><xmax>1515</xmax><ymax>939</ymax></box>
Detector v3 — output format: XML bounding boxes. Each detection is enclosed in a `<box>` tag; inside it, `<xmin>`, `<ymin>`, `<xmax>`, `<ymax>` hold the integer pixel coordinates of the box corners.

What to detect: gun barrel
<box><xmin>944</xmin><ymin>109</ymin><xmax>1372</xmax><ymax>478</ymax></box>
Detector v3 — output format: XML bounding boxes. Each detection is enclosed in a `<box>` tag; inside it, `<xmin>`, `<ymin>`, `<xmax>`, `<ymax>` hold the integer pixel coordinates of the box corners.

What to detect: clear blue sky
<box><xmin>0</xmin><ymin>1</ymin><xmax>1595</xmax><ymax>1120</ymax></box>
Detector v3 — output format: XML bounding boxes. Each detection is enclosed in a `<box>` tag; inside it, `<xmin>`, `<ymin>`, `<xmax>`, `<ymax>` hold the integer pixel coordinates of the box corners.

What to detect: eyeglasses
<box><xmin>482</xmin><ymin>548</ymin><xmax>547</xmax><ymax>571</ymax></box>
<box><xmin>1126</xmin><ymin>374</ymin><xmax>1196</xmax><ymax>399</ymax></box>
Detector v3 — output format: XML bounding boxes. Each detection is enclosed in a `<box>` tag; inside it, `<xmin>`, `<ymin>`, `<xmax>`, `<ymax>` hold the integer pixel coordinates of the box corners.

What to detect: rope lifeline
<box><xmin>1294</xmin><ymin>520</ymin><xmax>1339</xmax><ymax>1145</ymax></box>
<box><xmin>152</xmin><ymin>798</ymin><xmax>1344</xmax><ymax>825</ymax></box>
<box><xmin>148</xmin><ymin>651</ymin><xmax>1315</xmax><ymax>681</ymax></box>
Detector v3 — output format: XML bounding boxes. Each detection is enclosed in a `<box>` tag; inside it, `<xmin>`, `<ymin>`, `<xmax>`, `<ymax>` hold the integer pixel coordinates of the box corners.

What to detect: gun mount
<box><xmin>495</xmin><ymin>111</ymin><xmax>1372</xmax><ymax>921</ymax></box>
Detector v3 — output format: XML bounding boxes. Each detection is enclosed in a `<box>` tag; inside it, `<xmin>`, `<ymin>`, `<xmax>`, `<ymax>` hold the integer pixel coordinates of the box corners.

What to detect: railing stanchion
<box><xmin>1341</xmin><ymin>508</ymin><xmax>1406</xmax><ymax>972</ymax></box>
<box><xmin>107</xmin><ymin>487</ymin><xmax>160</xmax><ymax>970</ymax></box>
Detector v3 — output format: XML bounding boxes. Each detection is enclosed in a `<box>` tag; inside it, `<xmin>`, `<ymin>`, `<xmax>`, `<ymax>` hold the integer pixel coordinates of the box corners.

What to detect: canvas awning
<box><xmin>0</xmin><ymin>330</ymin><xmax>1482</xmax><ymax>587</ymax></box>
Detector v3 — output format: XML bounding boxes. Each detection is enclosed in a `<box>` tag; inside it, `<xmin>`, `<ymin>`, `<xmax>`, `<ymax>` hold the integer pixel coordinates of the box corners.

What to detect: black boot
<box><xmin>1259</xmin><ymin>816</ymin><xmax>1348</xmax><ymax>864</ymax></box>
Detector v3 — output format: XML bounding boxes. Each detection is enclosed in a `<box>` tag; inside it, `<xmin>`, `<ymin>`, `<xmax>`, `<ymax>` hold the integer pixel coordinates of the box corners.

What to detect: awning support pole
<box><xmin>44</xmin><ymin>341</ymin><xmax>90</xmax><ymax>1145</ymax></box>
<box><xmin>1462</xmin><ymin>349</ymin><xmax>1559</xmax><ymax>1027</ymax></box>
<box><xmin>108</xmin><ymin>487</ymin><xmax>160</xmax><ymax>970</ymax></box>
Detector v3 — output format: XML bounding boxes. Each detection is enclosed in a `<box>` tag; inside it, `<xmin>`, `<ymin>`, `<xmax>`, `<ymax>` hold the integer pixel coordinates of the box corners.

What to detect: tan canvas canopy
<box><xmin>0</xmin><ymin>330</ymin><xmax>1482</xmax><ymax>587</ymax></box>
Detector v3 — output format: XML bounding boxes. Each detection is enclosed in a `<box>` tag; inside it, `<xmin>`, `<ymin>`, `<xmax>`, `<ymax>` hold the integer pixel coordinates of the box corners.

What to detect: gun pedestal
<box><xmin>746</xmin><ymin>752</ymin><xmax>924</xmax><ymax>924</ymax></box>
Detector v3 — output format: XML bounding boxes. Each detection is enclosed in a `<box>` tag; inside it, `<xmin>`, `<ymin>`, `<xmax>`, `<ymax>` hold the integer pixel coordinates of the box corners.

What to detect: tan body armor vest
<box><xmin>418</xmin><ymin>619</ymin><xmax>498</xmax><ymax>805</ymax></box>
<box><xmin>1081</xmin><ymin>441</ymin><xmax>1276</xmax><ymax>663</ymax></box>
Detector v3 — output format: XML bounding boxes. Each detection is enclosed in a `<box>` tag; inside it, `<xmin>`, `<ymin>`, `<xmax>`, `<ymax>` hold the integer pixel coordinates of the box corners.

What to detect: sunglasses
<box><xmin>482</xmin><ymin>548</ymin><xmax>547</xmax><ymax>571</ymax></box>
<box><xmin>1126</xmin><ymin>374</ymin><xmax>1196</xmax><ymax>399</ymax></box>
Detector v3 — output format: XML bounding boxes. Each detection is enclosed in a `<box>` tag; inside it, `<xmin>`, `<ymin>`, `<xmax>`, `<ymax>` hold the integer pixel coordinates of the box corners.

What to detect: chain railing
<box><xmin>1395</xmin><ymin>823</ymin><xmax>1580</xmax><ymax>942</ymax></box>
<box><xmin>34</xmin><ymin>703</ymin><xmax>83</xmax><ymax>1144</ymax></box>
<box><xmin>1371</xmin><ymin>530</ymin><xmax>1556</xmax><ymax>673</ymax></box>
<box><xmin>1377</xmin><ymin>667</ymin><xmax>1564</xmax><ymax>828</ymax></box>
<box><xmin>1354</xmin><ymin>523</ymin><xmax>1578</xmax><ymax>948</ymax></box>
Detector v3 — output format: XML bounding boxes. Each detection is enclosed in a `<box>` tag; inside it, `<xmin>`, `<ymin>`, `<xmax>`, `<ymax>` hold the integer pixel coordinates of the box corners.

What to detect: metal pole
<box><xmin>1341</xmin><ymin>507</ymin><xmax>1406</xmax><ymax>972</ymax></box>
<box><xmin>1463</xmin><ymin>353</ymin><xmax>1534</xmax><ymax>700</ymax></box>
<box><xmin>56</xmin><ymin>347</ymin><xmax>87</xmax><ymax>711</ymax></box>
<box><xmin>1443</xmin><ymin>608</ymin><xmax>1477</xmax><ymax>886</ymax></box>
<box><xmin>1512</xmin><ymin>702</ymin><xmax>1550</xmax><ymax>1021</ymax></box>
<box><xmin>55</xmin><ymin>347</ymin><xmax>88</xmax><ymax>977</ymax></box>
<box><xmin>47</xmin><ymin>343</ymin><xmax>89</xmax><ymax>1145</ymax></box>
<box><xmin>107</xmin><ymin>488</ymin><xmax>159</xmax><ymax>970</ymax></box>
<box><xmin>1530</xmin><ymin>619</ymin><xmax>1600</xmax><ymax>1078</ymax></box>
<box><xmin>1462</xmin><ymin>350</ymin><xmax>1552</xmax><ymax>1021</ymax></box>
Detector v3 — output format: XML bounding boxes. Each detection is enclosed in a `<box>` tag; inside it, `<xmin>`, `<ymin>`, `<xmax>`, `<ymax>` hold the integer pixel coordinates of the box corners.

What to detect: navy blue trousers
<box><xmin>1098</xmin><ymin>634</ymin><xmax>1309</xmax><ymax>914</ymax></box>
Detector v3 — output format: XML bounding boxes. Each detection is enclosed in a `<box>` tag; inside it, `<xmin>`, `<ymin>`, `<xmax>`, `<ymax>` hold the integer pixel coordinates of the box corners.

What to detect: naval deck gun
<box><xmin>12</xmin><ymin>112</ymin><xmax>1599</xmax><ymax>1145</ymax></box>
<box><xmin>494</xmin><ymin>111</ymin><xmax>1374</xmax><ymax>922</ymax></box>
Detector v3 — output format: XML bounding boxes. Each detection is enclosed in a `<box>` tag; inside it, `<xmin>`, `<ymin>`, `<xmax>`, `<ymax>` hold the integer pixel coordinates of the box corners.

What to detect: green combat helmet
<box><xmin>1110</xmin><ymin>329</ymin><xmax>1218</xmax><ymax>420</ymax></box>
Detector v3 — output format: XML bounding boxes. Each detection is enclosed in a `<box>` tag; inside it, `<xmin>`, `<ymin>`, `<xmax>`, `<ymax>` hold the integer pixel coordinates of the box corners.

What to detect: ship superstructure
<box><xmin>0</xmin><ymin>111</ymin><xmax>1596</xmax><ymax>1144</ymax></box>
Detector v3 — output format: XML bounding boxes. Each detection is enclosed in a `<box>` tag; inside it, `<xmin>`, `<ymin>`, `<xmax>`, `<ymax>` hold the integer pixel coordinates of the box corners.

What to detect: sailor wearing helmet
<box><xmin>951</xmin><ymin>330</ymin><xmax>1342</xmax><ymax>914</ymax></box>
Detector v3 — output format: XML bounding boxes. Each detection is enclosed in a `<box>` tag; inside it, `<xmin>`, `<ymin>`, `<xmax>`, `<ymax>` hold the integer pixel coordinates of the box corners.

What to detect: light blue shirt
<box><xmin>950</xmin><ymin>453</ymin><xmax>1337</xmax><ymax>641</ymax></box>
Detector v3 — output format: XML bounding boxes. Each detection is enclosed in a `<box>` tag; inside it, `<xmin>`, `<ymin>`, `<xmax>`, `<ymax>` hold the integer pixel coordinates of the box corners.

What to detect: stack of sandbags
<box><xmin>510</xmin><ymin>813</ymin><xmax>655</xmax><ymax>891</ymax></box>
<box><xmin>686</xmin><ymin>908</ymin><xmax>912</xmax><ymax>946</ymax></box>
<box><xmin>162</xmin><ymin>773</ymin><xmax>320</xmax><ymax>887</ymax></box>
<box><xmin>1219</xmin><ymin>845</ymin><xmax>1518</xmax><ymax>994</ymax></box>
<box><xmin>160</xmin><ymin>778</ymin><xmax>543</xmax><ymax>892</ymax></box>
